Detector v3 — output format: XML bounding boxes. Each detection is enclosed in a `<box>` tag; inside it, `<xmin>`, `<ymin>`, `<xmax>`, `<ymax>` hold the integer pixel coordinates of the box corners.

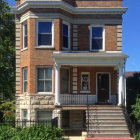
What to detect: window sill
<box><xmin>37</xmin><ymin>92</ymin><xmax>53</xmax><ymax>95</ymax></box>
<box><xmin>90</xmin><ymin>49</ymin><xmax>104</xmax><ymax>52</ymax></box>
<box><xmin>62</xmin><ymin>47</ymin><xmax>71</xmax><ymax>51</ymax></box>
<box><xmin>35</xmin><ymin>46</ymin><xmax>54</xmax><ymax>50</ymax></box>
<box><xmin>80</xmin><ymin>91</ymin><xmax>91</xmax><ymax>93</ymax></box>
<box><xmin>21</xmin><ymin>48</ymin><xmax>28</xmax><ymax>52</ymax></box>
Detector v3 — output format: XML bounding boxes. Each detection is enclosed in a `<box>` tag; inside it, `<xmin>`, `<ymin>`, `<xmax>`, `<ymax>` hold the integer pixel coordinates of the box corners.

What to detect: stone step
<box><xmin>88</xmin><ymin>129</ymin><xmax>129</xmax><ymax>133</ymax></box>
<box><xmin>86</xmin><ymin>137</ymin><xmax>134</xmax><ymax>140</ymax></box>
<box><xmin>86</xmin><ymin>112</ymin><xmax>124</xmax><ymax>115</ymax></box>
<box><xmin>88</xmin><ymin>132</ymin><xmax>130</xmax><ymax>136</ymax></box>
<box><xmin>87</xmin><ymin>109</ymin><xmax>123</xmax><ymax>113</ymax></box>
<box><xmin>87</xmin><ymin>106</ymin><xmax>122</xmax><ymax>110</ymax></box>
<box><xmin>88</xmin><ymin>126</ymin><xmax>128</xmax><ymax>130</ymax></box>
<box><xmin>86</xmin><ymin>114</ymin><xmax>124</xmax><ymax>119</ymax></box>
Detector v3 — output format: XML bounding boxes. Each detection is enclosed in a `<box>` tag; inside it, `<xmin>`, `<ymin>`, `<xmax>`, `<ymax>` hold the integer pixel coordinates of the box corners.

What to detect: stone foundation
<box><xmin>16</xmin><ymin>94</ymin><xmax>60</xmax><ymax>121</ymax></box>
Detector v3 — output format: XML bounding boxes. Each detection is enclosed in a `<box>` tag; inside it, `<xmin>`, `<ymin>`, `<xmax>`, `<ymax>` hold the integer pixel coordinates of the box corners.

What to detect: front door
<box><xmin>97</xmin><ymin>73</ymin><xmax>109</xmax><ymax>102</ymax></box>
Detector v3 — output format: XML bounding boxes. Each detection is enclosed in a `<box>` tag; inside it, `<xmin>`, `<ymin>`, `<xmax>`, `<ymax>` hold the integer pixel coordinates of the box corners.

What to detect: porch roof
<box><xmin>53</xmin><ymin>52</ymin><xmax>128</xmax><ymax>59</ymax></box>
<box><xmin>52</xmin><ymin>52</ymin><xmax>128</xmax><ymax>66</ymax></box>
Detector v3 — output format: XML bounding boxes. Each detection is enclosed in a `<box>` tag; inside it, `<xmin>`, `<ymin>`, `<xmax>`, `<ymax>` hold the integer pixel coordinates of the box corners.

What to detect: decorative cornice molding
<box><xmin>20</xmin><ymin>11</ymin><xmax>122</xmax><ymax>24</ymax></box>
<box><xmin>13</xmin><ymin>0</ymin><xmax>128</xmax><ymax>15</ymax></box>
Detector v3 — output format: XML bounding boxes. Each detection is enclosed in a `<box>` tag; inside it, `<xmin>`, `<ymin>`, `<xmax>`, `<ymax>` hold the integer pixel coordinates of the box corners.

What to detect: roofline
<box><xmin>13</xmin><ymin>0</ymin><xmax>128</xmax><ymax>15</ymax></box>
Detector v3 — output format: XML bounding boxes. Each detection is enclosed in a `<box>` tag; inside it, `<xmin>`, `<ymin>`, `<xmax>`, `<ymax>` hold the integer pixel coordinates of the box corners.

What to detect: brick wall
<box><xmin>15</xmin><ymin>0</ymin><xmax>122</xmax><ymax>7</ymax></box>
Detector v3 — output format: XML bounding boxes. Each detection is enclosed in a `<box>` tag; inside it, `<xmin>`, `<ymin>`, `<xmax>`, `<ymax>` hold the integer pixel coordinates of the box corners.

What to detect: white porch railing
<box><xmin>60</xmin><ymin>94</ymin><xmax>97</xmax><ymax>105</ymax></box>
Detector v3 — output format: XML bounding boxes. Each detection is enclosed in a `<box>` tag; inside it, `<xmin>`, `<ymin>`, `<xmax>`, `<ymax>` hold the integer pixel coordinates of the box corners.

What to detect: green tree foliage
<box><xmin>126</xmin><ymin>72</ymin><xmax>140</xmax><ymax>113</ymax></box>
<box><xmin>0</xmin><ymin>0</ymin><xmax>15</xmax><ymax>101</ymax></box>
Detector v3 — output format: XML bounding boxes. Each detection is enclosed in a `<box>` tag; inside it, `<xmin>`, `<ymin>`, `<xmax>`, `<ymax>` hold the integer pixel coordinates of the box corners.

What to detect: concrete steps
<box><xmin>86</xmin><ymin>138</ymin><xmax>134</xmax><ymax>140</ymax></box>
<box><xmin>86</xmin><ymin>106</ymin><xmax>131</xmax><ymax>138</ymax></box>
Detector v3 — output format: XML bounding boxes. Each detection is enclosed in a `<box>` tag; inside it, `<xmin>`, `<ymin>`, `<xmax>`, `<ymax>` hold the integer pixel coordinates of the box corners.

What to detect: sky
<box><xmin>7</xmin><ymin>0</ymin><xmax>140</xmax><ymax>72</ymax></box>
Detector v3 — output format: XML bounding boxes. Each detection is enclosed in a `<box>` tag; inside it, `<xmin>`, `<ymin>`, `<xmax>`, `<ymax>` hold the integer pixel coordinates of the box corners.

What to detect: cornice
<box><xmin>13</xmin><ymin>0</ymin><xmax>128</xmax><ymax>15</ymax></box>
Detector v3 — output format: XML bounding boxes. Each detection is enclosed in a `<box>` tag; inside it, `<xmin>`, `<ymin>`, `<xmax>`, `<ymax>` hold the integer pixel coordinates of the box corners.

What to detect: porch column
<box><xmin>55</xmin><ymin>63</ymin><xmax>60</xmax><ymax>105</ymax></box>
<box><xmin>118</xmin><ymin>63</ymin><xmax>123</xmax><ymax>106</ymax></box>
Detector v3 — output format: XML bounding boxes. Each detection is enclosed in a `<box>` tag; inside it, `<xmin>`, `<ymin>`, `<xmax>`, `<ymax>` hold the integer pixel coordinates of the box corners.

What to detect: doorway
<box><xmin>97</xmin><ymin>73</ymin><xmax>110</xmax><ymax>103</ymax></box>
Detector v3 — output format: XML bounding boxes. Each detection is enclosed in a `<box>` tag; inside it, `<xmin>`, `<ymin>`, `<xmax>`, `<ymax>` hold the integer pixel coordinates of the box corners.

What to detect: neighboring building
<box><xmin>14</xmin><ymin>0</ymin><xmax>133</xmax><ymax>139</ymax></box>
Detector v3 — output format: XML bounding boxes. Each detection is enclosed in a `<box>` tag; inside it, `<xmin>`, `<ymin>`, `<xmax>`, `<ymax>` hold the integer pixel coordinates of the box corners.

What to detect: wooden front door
<box><xmin>97</xmin><ymin>73</ymin><xmax>109</xmax><ymax>102</ymax></box>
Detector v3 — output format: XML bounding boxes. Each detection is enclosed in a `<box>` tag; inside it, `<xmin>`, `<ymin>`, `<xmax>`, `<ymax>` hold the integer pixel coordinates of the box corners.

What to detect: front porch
<box><xmin>53</xmin><ymin>52</ymin><xmax>128</xmax><ymax>106</ymax></box>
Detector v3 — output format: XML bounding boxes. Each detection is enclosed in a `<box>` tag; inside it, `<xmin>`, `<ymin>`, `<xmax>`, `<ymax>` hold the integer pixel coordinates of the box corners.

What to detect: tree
<box><xmin>126</xmin><ymin>72</ymin><xmax>140</xmax><ymax>113</ymax></box>
<box><xmin>0</xmin><ymin>0</ymin><xmax>15</xmax><ymax>101</ymax></box>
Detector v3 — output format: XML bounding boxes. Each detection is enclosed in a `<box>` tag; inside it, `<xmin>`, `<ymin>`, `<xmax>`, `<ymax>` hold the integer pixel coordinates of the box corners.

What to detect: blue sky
<box><xmin>7</xmin><ymin>0</ymin><xmax>140</xmax><ymax>72</ymax></box>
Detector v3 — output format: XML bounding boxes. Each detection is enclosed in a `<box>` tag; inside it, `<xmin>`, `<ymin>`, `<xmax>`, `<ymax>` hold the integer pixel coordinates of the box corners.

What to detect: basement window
<box><xmin>90</xmin><ymin>25</ymin><xmax>105</xmax><ymax>51</ymax></box>
<box><xmin>37</xmin><ymin>21</ymin><xmax>54</xmax><ymax>47</ymax></box>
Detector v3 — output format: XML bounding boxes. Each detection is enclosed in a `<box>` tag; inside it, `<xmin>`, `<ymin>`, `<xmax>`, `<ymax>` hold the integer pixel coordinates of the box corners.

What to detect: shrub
<box><xmin>134</xmin><ymin>131</ymin><xmax>140</xmax><ymax>140</ymax></box>
<box><xmin>0</xmin><ymin>101</ymin><xmax>15</xmax><ymax>121</ymax></box>
<box><xmin>0</xmin><ymin>125</ymin><xmax>64</xmax><ymax>140</ymax></box>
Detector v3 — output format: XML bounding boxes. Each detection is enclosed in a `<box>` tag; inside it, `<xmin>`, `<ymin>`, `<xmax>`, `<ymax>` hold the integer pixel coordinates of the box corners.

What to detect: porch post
<box><xmin>118</xmin><ymin>63</ymin><xmax>123</xmax><ymax>106</ymax></box>
<box><xmin>55</xmin><ymin>63</ymin><xmax>60</xmax><ymax>105</ymax></box>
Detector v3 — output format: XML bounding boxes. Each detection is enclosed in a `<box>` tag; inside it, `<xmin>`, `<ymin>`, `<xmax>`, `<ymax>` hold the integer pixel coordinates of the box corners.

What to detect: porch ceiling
<box><xmin>52</xmin><ymin>52</ymin><xmax>128</xmax><ymax>66</ymax></box>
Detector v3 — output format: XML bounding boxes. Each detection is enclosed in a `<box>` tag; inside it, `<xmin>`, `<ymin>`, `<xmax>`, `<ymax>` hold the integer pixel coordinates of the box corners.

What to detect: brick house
<box><xmin>14</xmin><ymin>0</ymin><xmax>132</xmax><ymax>139</ymax></box>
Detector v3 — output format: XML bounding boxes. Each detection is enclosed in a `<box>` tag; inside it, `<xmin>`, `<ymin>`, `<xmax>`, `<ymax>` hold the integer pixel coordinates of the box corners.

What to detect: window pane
<box><xmin>38</xmin><ymin>69</ymin><xmax>44</xmax><ymax>79</ymax></box>
<box><xmin>38</xmin><ymin>34</ymin><xmax>52</xmax><ymax>46</ymax></box>
<box><xmin>63</xmin><ymin>36</ymin><xmax>68</xmax><ymax>48</ymax></box>
<box><xmin>39</xmin><ymin>22</ymin><xmax>52</xmax><ymax>33</ymax></box>
<box><xmin>22</xmin><ymin>110</ymin><xmax>27</xmax><ymax>119</ymax></box>
<box><xmin>82</xmin><ymin>74</ymin><xmax>89</xmax><ymax>91</ymax></box>
<box><xmin>24</xmin><ymin>24</ymin><xmax>27</xmax><ymax>35</ymax></box>
<box><xmin>62</xmin><ymin>69</ymin><xmax>69</xmax><ymax>94</ymax></box>
<box><xmin>37</xmin><ymin>111</ymin><xmax>52</xmax><ymax>120</ymax></box>
<box><xmin>23</xmin><ymin>69</ymin><xmax>27</xmax><ymax>80</ymax></box>
<box><xmin>45</xmin><ymin>81</ymin><xmax>52</xmax><ymax>92</ymax></box>
<box><xmin>24</xmin><ymin>36</ymin><xmax>27</xmax><ymax>48</ymax></box>
<box><xmin>63</xmin><ymin>24</ymin><xmax>68</xmax><ymax>36</ymax></box>
<box><xmin>38</xmin><ymin>81</ymin><xmax>44</xmax><ymax>92</ymax></box>
<box><xmin>92</xmin><ymin>27</ymin><xmax>103</xmax><ymax>38</ymax></box>
<box><xmin>24</xmin><ymin>81</ymin><xmax>28</xmax><ymax>92</ymax></box>
<box><xmin>45</xmin><ymin>68</ymin><xmax>52</xmax><ymax>79</ymax></box>
<box><xmin>92</xmin><ymin>39</ymin><xmax>102</xmax><ymax>50</ymax></box>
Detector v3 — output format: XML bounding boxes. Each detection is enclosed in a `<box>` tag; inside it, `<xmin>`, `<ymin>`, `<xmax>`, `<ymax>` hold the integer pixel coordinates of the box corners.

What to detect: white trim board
<box><xmin>20</xmin><ymin>12</ymin><xmax>122</xmax><ymax>25</ymax></box>
<box><xmin>13</xmin><ymin>0</ymin><xmax>128</xmax><ymax>15</ymax></box>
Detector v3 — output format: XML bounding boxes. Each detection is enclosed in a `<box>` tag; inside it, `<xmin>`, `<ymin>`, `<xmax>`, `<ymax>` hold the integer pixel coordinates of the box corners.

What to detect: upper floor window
<box><xmin>23</xmin><ymin>23</ymin><xmax>28</xmax><ymax>49</ymax></box>
<box><xmin>63</xmin><ymin>22</ymin><xmax>70</xmax><ymax>49</ymax></box>
<box><xmin>37</xmin><ymin>67</ymin><xmax>53</xmax><ymax>93</ymax></box>
<box><xmin>90</xmin><ymin>26</ymin><xmax>105</xmax><ymax>51</ymax></box>
<box><xmin>22</xmin><ymin>68</ymin><xmax>28</xmax><ymax>93</ymax></box>
<box><xmin>37</xmin><ymin>21</ymin><xmax>54</xmax><ymax>47</ymax></box>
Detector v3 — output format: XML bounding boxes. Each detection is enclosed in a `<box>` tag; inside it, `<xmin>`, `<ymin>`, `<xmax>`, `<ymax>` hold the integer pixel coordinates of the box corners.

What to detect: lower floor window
<box><xmin>81</xmin><ymin>72</ymin><xmax>90</xmax><ymax>91</ymax></box>
<box><xmin>37</xmin><ymin>67</ymin><xmax>52</xmax><ymax>93</ymax></box>
<box><xmin>37</xmin><ymin>111</ymin><xmax>52</xmax><ymax>121</ymax></box>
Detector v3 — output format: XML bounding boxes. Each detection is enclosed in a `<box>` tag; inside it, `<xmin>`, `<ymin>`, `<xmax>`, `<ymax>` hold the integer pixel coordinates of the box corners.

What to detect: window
<box><xmin>90</xmin><ymin>26</ymin><xmax>105</xmax><ymax>51</ymax></box>
<box><xmin>23</xmin><ymin>23</ymin><xmax>28</xmax><ymax>49</ymax></box>
<box><xmin>81</xmin><ymin>73</ymin><xmax>90</xmax><ymax>92</ymax></box>
<box><xmin>37</xmin><ymin>111</ymin><xmax>52</xmax><ymax>121</ymax></box>
<box><xmin>63</xmin><ymin>22</ymin><xmax>70</xmax><ymax>49</ymax></box>
<box><xmin>37</xmin><ymin>67</ymin><xmax>52</xmax><ymax>93</ymax></box>
<box><xmin>22</xmin><ymin>109</ymin><xmax>28</xmax><ymax>120</ymax></box>
<box><xmin>37</xmin><ymin>21</ymin><xmax>54</xmax><ymax>46</ymax></box>
<box><xmin>23</xmin><ymin>68</ymin><xmax>28</xmax><ymax>93</ymax></box>
<box><xmin>62</xmin><ymin>68</ymin><xmax>70</xmax><ymax>94</ymax></box>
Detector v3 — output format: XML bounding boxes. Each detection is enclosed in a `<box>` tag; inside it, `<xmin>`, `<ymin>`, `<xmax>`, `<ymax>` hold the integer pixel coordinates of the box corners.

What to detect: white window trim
<box><xmin>22</xmin><ymin>67</ymin><xmax>28</xmax><ymax>93</ymax></box>
<box><xmin>36</xmin><ymin>110</ymin><xmax>52</xmax><ymax>121</ymax></box>
<box><xmin>36</xmin><ymin>66</ymin><xmax>53</xmax><ymax>94</ymax></box>
<box><xmin>90</xmin><ymin>25</ymin><xmax>105</xmax><ymax>51</ymax></box>
<box><xmin>36</xmin><ymin>20</ymin><xmax>54</xmax><ymax>48</ymax></box>
<box><xmin>22</xmin><ymin>22</ymin><xmax>28</xmax><ymax>49</ymax></box>
<box><xmin>80</xmin><ymin>72</ymin><xmax>91</xmax><ymax>93</ymax></box>
<box><xmin>62</xmin><ymin>21</ymin><xmax>71</xmax><ymax>50</ymax></box>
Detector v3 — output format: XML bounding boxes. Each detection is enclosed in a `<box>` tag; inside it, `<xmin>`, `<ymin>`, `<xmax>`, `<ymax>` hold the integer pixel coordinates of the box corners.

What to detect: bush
<box><xmin>0</xmin><ymin>101</ymin><xmax>15</xmax><ymax>121</ymax></box>
<box><xmin>0</xmin><ymin>125</ymin><xmax>64</xmax><ymax>140</ymax></box>
<box><xmin>135</xmin><ymin>131</ymin><xmax>140</xmax><ymax>140</ymax></box>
